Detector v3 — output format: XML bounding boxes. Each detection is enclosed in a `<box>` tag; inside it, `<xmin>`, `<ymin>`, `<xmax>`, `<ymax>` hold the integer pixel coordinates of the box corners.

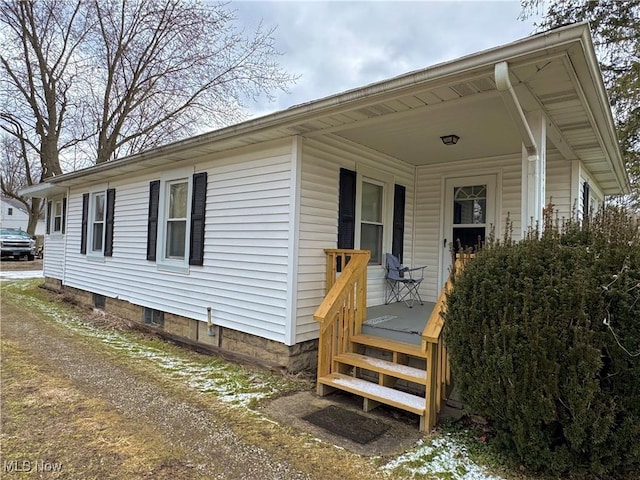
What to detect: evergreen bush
<box><xmin>443</xmin><ymin>206</ymin><xmax>640</xmax><ymax>476</ymax></box>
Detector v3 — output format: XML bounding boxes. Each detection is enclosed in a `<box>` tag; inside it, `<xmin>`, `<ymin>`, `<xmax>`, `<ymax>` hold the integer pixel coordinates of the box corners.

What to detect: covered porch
<box><xmin>313</xmin><ymin>249</ymin><xmax>465</xmax><ymax>431</ymax></box>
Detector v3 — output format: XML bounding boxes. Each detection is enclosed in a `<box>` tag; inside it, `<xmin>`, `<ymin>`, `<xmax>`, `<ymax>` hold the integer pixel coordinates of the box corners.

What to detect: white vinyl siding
<box><xmin>295</xmin><ymin>135</ymin><xmax>416</xmax><ymax>342</ymax></box>
<box><xmin>61</xmin><ymin>141</ymin><xmax>294</xmax><ymax>344</ymax></box>
<box><xmin>43</xmin><ymin>233</ymin><xmax>65</xmax><ymax>279</ymax></box>
<box><xmin>545</xmin><ymin>148</ymin><xmax>572</xmax><ymax>221</ymax></box>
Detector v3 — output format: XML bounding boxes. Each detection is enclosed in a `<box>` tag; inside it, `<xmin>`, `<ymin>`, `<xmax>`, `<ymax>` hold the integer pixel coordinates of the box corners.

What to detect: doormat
<box><xmin>302</xmin><ymin>405</ymin><xmax>391</xmax><ymax>444</ymax></box>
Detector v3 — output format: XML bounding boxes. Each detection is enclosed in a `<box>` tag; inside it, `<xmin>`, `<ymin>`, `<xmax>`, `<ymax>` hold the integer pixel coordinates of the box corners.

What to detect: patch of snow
<box><xmin>383</xmin><ymin>435</ymin><xmax>505</xmax><ymax>480</ymax></box>
<box><xmin>364</xmin><ymin>315</ymin><xmax>397</xmax><ymax>325</ymax></box>
<box><xmin>0</xmin><ymin>270</ymin><xmax>43</xmax><ymax>280</ymax></box>
<box><xmin>5</xmin><ymin>282</ymin><xmax>286</xmax><ymax>407</ymax></box>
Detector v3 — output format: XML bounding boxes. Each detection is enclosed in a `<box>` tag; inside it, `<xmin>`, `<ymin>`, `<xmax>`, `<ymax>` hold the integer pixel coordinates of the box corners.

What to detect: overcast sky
<box><xmin>232</xmin><ymin>1</ymin><xmax>542</xmax><ymax>118</ymax></box>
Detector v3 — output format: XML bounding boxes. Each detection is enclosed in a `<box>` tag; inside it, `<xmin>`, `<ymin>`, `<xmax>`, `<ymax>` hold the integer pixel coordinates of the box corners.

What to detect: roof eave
<box><xmin>33</xmin><ymin>22</ymin><xmax>627</xmax><ymax>196</ymax></box>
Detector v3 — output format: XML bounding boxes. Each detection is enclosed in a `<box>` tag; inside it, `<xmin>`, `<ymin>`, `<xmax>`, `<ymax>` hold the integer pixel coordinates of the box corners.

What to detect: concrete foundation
<box><xmin>55</xmin><ymin>280</ymin><xmax>318</xmax><ymax>373</ymax></box>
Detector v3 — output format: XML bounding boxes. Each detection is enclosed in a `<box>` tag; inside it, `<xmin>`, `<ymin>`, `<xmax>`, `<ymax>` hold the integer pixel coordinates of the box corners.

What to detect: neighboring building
<box><xmin>0</xmin><ymin>196</ymin><xmax>45</xmax><ymax>235</ymax></box>
<box><xmin>22</xmin><ymin>24</ymin><xmax>629</xmax><ymax>372</ymax></box>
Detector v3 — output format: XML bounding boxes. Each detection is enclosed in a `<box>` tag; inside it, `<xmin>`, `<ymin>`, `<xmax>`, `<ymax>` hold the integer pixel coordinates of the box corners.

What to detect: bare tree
<box><xmin>85</xmin><ymin>0</ymin><xmax>295</xmax><ymax>163</ymax></box>
<box><xmin>1</xmin><ymin>0</ymin><xmax>295</xmax><ymax>231</ymax></box>
<box><xmin>1</xmin><ymin>0</ymin><xmax>93</xmax><ymax>178</ymax></box>
<box><xmin>1</xmin><ymin>0</ymin><xmax>93</xmax><ymax>233</ymax></box>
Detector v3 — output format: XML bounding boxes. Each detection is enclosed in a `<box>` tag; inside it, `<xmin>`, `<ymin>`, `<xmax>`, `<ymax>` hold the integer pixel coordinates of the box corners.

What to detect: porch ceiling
<box><xmin>330</xmin><ymin>91</ymin><xmax>522</xmax><ymax>166</ymax></box>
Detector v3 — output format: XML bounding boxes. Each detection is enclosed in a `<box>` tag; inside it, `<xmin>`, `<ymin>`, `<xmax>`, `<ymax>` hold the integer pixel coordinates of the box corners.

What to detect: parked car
<box><xmin>0</xmin><ymin>228</ymin><xmax>36</xmax><ymax>261</ymax></box>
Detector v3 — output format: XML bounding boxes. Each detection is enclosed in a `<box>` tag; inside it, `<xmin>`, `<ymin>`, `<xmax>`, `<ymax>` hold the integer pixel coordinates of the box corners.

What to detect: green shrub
<box><xmin>443</xmin><ymin>206</ymin><xmax>640</xmax><ymax>476</ymax></box>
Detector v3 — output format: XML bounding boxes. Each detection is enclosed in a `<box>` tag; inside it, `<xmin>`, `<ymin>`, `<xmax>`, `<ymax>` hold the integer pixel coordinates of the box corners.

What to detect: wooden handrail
<box><xmin>314</xmin><ymin>249</ymin><xmax>370</xmax><ymax>393</ymax></box>
<box><xmin>314</xmin><ymin>251</ymin><xmax>370</xmax><ymax>323</ymax></box>
<box><xmin>422</xmin><ymin>252</ymin><xmax>474</xmax><ymax>345</ymax></box>
<box><xmin>322</xmin><ymin>249</ymin><xmax>370</xmax><ymax>294</ymax></box>
<box><xmin>422</xmin><ymin>252</ymin><xmax>474</xmax><ymax>427</ymax></box>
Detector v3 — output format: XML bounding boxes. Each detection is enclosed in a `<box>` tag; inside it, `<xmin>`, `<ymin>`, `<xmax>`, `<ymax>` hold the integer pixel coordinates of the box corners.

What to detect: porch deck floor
<box><xmin>364</xmin><ymin>301</ymin><xmax>436</xmax><ymax>345</ymax></box>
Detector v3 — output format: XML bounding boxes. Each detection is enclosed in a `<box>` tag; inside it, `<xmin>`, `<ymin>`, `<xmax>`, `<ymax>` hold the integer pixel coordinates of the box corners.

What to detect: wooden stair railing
<box><xmin>314</xmin><ymin>249</ymin><xmax>473</xmax><ymax>432</ymax></box>
<box><xmin>421</xmin><ymin>252</ymin><xmax>474</xmax><ymax>429</ymax></box>
<box><xmin>314</xmin><ymin>249</ymin><xmax>370</xmax><ymax>392</ymax></box>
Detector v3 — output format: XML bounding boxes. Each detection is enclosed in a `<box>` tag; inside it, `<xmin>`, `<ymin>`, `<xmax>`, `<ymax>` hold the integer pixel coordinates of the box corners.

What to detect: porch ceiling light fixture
<box><xmin>440</xmin><ymin>134</ymin><xmax>460</xmax><ymax>145</ymax></box>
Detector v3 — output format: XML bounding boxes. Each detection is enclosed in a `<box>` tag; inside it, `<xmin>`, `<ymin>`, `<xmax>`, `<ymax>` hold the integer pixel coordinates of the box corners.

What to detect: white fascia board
<box><xmin>568</xmin><ymin>28</ymin><xmax>629</xmax><ymax>194</ymax></box>
<box><xmin>19</xmin><ymin>182</ymin><xmax>67</xmax><ymax>198</ymax></box>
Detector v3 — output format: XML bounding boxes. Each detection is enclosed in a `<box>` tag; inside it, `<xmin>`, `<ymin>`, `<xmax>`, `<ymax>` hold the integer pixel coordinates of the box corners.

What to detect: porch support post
<box><xmin>523</xmin><ymin>111</ymin><xmax>546</xmax><ymax>229</ymax></box>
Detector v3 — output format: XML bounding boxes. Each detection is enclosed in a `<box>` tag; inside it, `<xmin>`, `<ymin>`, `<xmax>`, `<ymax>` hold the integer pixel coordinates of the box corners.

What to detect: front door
<box><xmin>441</xmin><ymin>175</ymin><xmax>497</xmax><ymax>287</ymax></box>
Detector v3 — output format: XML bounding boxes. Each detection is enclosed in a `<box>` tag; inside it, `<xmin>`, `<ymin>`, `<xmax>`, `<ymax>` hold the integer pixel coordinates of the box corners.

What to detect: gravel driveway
<box><xmin>1</xmin><ymin>282</ymin><xmax>383</xmax><ymax>479</ymax></box>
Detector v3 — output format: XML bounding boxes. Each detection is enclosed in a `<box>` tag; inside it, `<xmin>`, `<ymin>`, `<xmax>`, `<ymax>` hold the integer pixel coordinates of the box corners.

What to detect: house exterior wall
<box><xmin>414</xmin><ymin>154</ymin><xmax>523</xmax><ymax>302</ymax></box>
<box><xmin>44</xmin><ymin>230</ymin><xmax>66</xmax><ymax>279</ymax></box>
<box><xmin>58</xmin><ymin>140</ymin><xmax>295</xmax><ymax>345</ymax></box>
<box><xmin>546</xmin><ymin>148</ymin><xmax>573</xmax><ymax>221</ymax></box>
<box><xmin>0</xmin><ymin>198</ymin><xmax>29</xmax><ymax>230</ymax></box>
<box><xmin>295</xmin><ymin>134</ymin><xmax>416</xmax><ymax>343</ymax></box>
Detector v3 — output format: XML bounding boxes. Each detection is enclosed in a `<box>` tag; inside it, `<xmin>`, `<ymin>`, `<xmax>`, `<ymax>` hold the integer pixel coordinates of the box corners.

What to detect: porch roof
<box><xmin>24</xmin><ymin>22</ymin><xmax>628</xmax><ymax>198</ymax></box>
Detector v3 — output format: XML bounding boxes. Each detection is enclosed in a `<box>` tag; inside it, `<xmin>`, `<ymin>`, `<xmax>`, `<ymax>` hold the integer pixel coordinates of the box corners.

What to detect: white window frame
<box><xmin>88</xmin><ymin>190</ymin><xmax>106</xmax><ymax>258</ymax></box>
<box><xmin>354</xmin><ymin>167</ymin><xmax>394</xmax><ymax>267</ymax></box>
<box><xmin>157</xmin><ymin>168</ymin><xmax>193</xmax><ymax>272</ymax></box>
<box><xmin>52</xmin><ymin>200</ymin><xmax>63</xmax><ymax>233</ymax></box>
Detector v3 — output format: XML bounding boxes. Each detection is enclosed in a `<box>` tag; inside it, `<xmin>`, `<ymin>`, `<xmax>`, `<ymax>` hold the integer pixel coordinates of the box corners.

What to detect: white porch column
<box><xmin>521</xmin><ymin>111</ymin><xmax>546</xmax><ymax>230</ymax></box>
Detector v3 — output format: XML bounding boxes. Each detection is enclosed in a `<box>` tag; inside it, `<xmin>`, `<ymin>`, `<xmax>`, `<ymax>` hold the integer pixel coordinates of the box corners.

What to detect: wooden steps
<box><xmin>333</xmin><ymin>352</ymin><xmax>427</xmax><ymax>385</ymax></box>
<box><xmin>318</xmin><ymin>373</ymin><xmax>426</xmax><ymax>416</ymax></box>
<box><xmin>350</xmin><ymin>333</ymin><xmax>426</xmax><ymax>358</ymax></box>
<box><xmin>318</xmin><ymin>336</ymin><xmax>430</xmax><ymax>430</ymax></box>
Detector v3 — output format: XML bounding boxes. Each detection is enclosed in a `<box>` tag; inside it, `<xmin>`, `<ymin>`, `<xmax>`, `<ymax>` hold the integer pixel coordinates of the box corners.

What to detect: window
<box><xmin>93</xmin><ymin>293</ymin><xmax>106</xmax><ymax>310</ymax></box>
<box><xmin>53</xmin><ymin>201</ymin><xmax>62</xmax><ymax>232</ymax></box>
<box><xmin>165</xmin><ymin>180</ymin><xmax>188</xmax><ymax>259</ymax></box>
<box><xmin>47</xmin><ymin>197</ymin><xmax>67</xmax><ymax>235</ymax></box>
<box><xmin>143</xmin><ymin>307</ymin><xmax>164</xmax><ymax>327</ymax></box>
<box><xmin>453</xmin><ymin>185</ymin><xmax>486</xmax><ymax>225</ymax></box>
<box><xmin>7</xmin><ymin>207</ymin><xmax>12</xmax><ymax>216</ymax></box>
<box><xmin>91</xmin><ymin>192</ymin><xmax>105</xmax><ymax>252</ymax></box>
<box><xmin>452</xmin><ymin>184</ymin><xmax>487</xmax><ymax>252</ymax></box>
<box><xmin>338</xmin><ymin>168</ymin><xmax>403</xmax><ymax>268</ymax></box>
<box><xmin>360</xmin><ymin>180</ymin><xmax>384</xmax><ymax>265</ymax></box>
<box><xmin>147</xmin><ymin>172</ymin><xmax>207</xmax><ymax>267</ymax></box>
<box><xmin>80</xmin><ymin>189</ymin><xmax>115</xmax><ymax>256</ymax></box>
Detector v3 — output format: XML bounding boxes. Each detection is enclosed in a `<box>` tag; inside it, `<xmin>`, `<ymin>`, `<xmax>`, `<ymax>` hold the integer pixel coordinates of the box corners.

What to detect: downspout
<box><xmin>495</xmin><ymin>62</ymin><xmax>541</xmax><ymax>229</ymax></box>
<box><xmin>495</xmin><ymin>62</ymin><xmax>537</xmax><ymax>157</ymax></box>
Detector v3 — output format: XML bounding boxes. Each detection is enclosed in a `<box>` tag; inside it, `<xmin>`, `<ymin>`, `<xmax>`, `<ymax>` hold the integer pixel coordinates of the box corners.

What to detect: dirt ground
<box><xmin>0</xmin><ymin>258</ymin><xmax>43</xmax><ymax>271</ymax></box>
<box><xmin>0</xmin><ymin>281</ymin><xmax>423</xmax><ymax>479</ymax></box>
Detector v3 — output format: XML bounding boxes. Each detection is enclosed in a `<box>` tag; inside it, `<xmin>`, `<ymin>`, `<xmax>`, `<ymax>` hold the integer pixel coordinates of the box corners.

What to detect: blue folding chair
<box><xmin>384</xmin><ymin>253</ymin><xmax>426</xmax><ymax>308</ymax></box>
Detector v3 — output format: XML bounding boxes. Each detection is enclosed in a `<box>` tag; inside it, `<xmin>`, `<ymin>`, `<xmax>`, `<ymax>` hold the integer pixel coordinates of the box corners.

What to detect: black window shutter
<box><xmin>104</xmin><ymin>188</ymin><xmax>115</xmax><ymax>256</ymax></box>
<box><xmin>392</xmin><ymin>184</ymin><xmax>406</xmax><ymax>263</ymax></box>
<box><xmin>46</xmin><ymin>201</ymin><xmax>52</xmax><ymax>234</ymax></box>
<box><xmin>582</xmin><ymin>181</ymin><xmax>590</xmax><ymax>221</ymax></box>
<box><xmin>80</xmin><ymin>193</ymin><xmax>89</xmax><ymax>254</ymax></box>
<box><xmin>338</xmin><ymin>168</ymin><xmax>356</xmax><ymax>249</ymax></box>
<box><xmin>189</xmin><ymin>172</ymin><xmax>207</xmax><ymax>266</ymax></box>
<box><xmin>147</xmin><ymin>181</ymin><xmax>160</xmax><ymax>261</ymax></box>
<box><xmin>61</xmin><ymin>197</ymin><xmax>67</xmax><ymax>234</ymax></box>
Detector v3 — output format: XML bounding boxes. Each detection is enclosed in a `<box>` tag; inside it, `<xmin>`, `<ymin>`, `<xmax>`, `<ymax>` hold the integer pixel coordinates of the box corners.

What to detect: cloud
<box><xmin>231</xmin><ymin>1</ymin><xmax>539</xmax><ymax>117</ymax></box>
